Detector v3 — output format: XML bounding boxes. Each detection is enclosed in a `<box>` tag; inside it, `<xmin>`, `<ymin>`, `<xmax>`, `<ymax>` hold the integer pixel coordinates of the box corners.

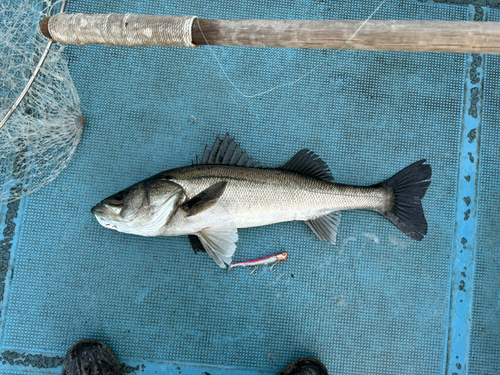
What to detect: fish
<box><xmin>91</xmin><ymin>134</ymin><xmax>432</xmax><ymax>269</ymax></box>
<box><xmin>227</xmin><ymin>252</ymin><xmax>288</xmax><ymax>274</ymax></box>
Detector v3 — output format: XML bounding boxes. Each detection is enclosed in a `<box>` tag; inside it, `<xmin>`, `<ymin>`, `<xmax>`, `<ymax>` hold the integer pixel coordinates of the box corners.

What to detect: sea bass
<box><xmin>91</xmin><ymin>135</ymin><xmax>431</xmax><ymax>268</ymax></box>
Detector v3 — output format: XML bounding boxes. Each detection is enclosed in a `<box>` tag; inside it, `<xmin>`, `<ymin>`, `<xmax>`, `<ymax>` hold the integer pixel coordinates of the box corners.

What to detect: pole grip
<box><xmin>43</xmin><ymin>13</ymin><xmax>197</xmax><ymax>47</ymax></box>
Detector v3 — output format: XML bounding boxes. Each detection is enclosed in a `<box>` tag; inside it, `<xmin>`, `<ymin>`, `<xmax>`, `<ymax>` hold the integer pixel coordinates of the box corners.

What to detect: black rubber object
<box><xmin>279</xmin><ymin>358</ymin><xmax>329</xmax><ymax>375</ymax></box>
<box><xmin>61</xmin><ymin>340</ymin><xmax>123</xmax><ymax>375</ymax></box>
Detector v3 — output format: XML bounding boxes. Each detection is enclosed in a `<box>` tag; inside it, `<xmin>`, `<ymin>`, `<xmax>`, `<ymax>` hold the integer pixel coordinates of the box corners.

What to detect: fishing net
<box><xmin>0</xmin><ymin>0</ymin><xmax>82</xmax><ymax>203</ymax></box>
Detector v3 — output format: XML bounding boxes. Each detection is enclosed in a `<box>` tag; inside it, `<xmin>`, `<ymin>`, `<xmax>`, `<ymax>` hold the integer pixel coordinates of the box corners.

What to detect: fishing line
<box><xmin>196</xmin><ymin>0</ymin><xmax>387</xmax><ymax>99</ymax></box>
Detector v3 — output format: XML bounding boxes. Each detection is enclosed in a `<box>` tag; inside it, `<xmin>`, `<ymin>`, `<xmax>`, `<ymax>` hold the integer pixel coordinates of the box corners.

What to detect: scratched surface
<box><xmin>468</xmin><ymin>12</ymin><xmax>500</xmax><ymax>375</ymax></box>
<box><xmin>0</xmin><ymin>0</ymin><xmax>498</xmax><ymax>374</ymax></box>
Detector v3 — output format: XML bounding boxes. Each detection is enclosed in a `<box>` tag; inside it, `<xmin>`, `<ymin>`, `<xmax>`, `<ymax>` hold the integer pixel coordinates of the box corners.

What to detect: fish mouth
<box><xmin>91</xmin><ymin>203</ymin><xmax>107</xmax><ymax>217</ymax></box>
<box><xmin>91</xmin><ymin>203</ymin><xmax>120</xmax><ymax>230</ymax></box>
<box><xmin>91</xmin><ymin>202</ymin><xmax>121</xmax><ymax>216</ymax></box>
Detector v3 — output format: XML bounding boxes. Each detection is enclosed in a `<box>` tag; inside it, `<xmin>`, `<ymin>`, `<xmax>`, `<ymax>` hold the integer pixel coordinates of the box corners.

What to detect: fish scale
<box><xmin>164</xmin><ymin>165</ymin><xmax>388</xmax><ymax>235</ymax></box>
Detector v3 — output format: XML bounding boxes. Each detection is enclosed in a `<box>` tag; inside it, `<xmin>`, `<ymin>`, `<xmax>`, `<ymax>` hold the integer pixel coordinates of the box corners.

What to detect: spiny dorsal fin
<box><xmin>180</xmin><ymin>181</ymin><xmax>228</xmax><ymax>217</ymax></box>
<box><xmin>307</xmin><ymin>211</ymin><xmax>342</xmax><ymax>244</ymax></box>
<box><xmin>197</xmin><ymin>134</ymin><xmax>261</xmax><ymax>167</ymax></box>
<box><xmin>280</xmin><ymin>149</ymin><xmax>333</xmax><ymax>182</ymax></box>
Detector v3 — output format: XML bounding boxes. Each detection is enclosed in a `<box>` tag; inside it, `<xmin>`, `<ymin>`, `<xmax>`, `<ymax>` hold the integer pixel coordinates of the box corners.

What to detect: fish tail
<box><xmin>379</xmin><ymin>160</ymin><xmax>432</xmax><ymax>241</ymax></box>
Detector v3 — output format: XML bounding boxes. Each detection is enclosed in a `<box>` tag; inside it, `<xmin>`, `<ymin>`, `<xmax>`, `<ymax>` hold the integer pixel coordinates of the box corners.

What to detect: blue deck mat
<box><xmin>0</xmin><ymin>1</ymin><xmax>498</xmax><ymax>374</ymax></box>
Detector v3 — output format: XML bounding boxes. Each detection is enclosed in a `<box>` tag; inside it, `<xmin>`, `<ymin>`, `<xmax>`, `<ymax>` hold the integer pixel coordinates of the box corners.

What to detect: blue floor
<box><xmin>0</xmin><ymin>1</ymin><xmax>498</xmax><ymax>374</ymax></box>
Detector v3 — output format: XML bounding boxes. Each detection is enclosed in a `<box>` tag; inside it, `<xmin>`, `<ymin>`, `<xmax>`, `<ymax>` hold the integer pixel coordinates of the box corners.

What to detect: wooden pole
<box><xmin>192</xmin><ymin>19</ymin><xmax>500</xmax><ymax>53</ymax></box>
<box><xmin>41</xmin><ymin>17</ymin><xmax>500</xmax><ymax>54</ymax></box>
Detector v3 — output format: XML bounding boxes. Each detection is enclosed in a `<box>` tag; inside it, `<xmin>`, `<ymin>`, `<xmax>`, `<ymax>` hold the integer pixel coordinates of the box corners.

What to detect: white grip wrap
<box><xmin>48</xmin><ymin>13</ymin><xmax>197</xmax><ymax>47</ymax></box>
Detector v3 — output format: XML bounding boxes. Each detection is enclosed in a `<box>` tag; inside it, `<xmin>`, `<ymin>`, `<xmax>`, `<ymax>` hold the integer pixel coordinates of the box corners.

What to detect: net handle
<box><xmin>41</xmin><ymin>15</ymin><xmax>500</xmax><ymax>54</ymax></box>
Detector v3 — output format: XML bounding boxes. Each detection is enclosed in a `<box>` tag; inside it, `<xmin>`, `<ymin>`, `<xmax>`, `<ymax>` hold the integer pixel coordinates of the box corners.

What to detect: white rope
<box><xmin>198</xmin><ymin>0</ymin><xmax>387</xmax><ymax>98</ymax></box>
<box><xmin>48</xmin><ymin>13</ymin><xmax>197</xmax><ymax>47</ymax></box>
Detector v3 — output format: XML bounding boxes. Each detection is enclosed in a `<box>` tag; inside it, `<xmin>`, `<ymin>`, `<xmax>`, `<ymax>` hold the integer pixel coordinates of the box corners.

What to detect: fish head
<box><xmin>91</xmin><ymin>177</ymin><xmax>184</xmax><ymax>236</ymax></box>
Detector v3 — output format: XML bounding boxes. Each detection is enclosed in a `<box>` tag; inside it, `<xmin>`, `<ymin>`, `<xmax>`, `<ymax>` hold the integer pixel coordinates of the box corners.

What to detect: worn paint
<box><xmin>0</xmin><ymin>351</ymin><xmax>275</xmax><ymax>374</ymax></box>
<box><xmin>418</xmin><ymin>0</ymin><xmax>500</xmax><ymax>9</ymax></box>
<box><xmin>0</xmin><ymin>183</ymin><xmax>28</xmax><ymax>351</ymax></box>
<box><xmin>444</xmin><ymin>5</ymin><xmax>486</xmax><ymax>375</ymax></box>
<box><xmin>0</xmin><ymin>185</ymin><xmax>22</xmax><ymax>303</ymax></box>
<box><xmin>122</xmin><ymin>362</ymin><xmax>141</xmax><ymax>373</ymax></box>
<box><xmin>0</xmin><ymin>350</ymin><xmax>63</xmax><ymax>368</ymax></box>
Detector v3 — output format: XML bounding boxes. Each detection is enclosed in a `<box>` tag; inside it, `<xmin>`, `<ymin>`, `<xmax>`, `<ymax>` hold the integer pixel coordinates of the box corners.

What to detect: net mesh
<box><xmin>0</xmin><ymin>0</ymin><xmax>82</xmax><ymax>203</ymax></box>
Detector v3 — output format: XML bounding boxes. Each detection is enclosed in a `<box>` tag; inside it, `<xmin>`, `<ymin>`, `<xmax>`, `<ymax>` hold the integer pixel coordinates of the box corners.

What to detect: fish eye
<box><xmin>102</xmin><ymin>190</ymin><xmax>129</xmax><ymax>207</ymax></box>
<box><xmin>115</xmin><ymin>190</ymin><xmax>128</xmax><ymax>200</ymax></box>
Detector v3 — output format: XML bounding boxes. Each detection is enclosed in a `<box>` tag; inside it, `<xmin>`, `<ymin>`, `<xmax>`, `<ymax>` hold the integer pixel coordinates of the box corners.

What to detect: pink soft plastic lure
<box><xmin>227</xmin><ymin>252</ymin><xmax>288</xmax><ymax>274</ymax></box>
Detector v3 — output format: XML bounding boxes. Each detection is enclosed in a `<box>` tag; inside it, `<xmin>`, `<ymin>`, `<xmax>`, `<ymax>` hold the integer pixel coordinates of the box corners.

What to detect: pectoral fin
<box><xmin>307</xmin><ymin>211</ymin><xmax>342</xmax><ymax>244</ymax></box>
<box><xmin>196</xmin><ymin>227</ymin><xmax>238</xmax><ymax>268</ymax></box>
<box><xmin>180</xmin><ymin>181</ymin><xmax>228</xmax><ymax>217</ymax></box>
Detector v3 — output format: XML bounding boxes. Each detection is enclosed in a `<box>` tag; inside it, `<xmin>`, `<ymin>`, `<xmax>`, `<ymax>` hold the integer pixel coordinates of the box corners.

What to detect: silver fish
<box><xmin>92</xmin><ymin>135</ymin><xmax>431</xmax><ymax>268</ymax></box>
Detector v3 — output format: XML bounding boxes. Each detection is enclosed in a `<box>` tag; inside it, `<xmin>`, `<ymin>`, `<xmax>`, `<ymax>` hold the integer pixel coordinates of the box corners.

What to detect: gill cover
<box><xmin>95</xmin><ymin>178</ymin><xmax>185</xmax><ymax>236</ymax></box>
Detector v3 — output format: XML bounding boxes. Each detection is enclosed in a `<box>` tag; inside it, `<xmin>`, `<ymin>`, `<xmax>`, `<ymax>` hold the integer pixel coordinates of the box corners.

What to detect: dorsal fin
<box><xmin>280</xmin><ymin>149</ymin><xmax>333</xmax><ymax>182</ymax></box>
<box><xmin>196</xmin><ymin>134</ymin><xmax>261</xmax><ymax>167</ymax></box>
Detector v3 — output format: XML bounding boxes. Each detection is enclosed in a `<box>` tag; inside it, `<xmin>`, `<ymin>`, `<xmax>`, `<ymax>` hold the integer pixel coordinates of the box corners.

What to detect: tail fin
<box><xmin>379</xmin><ymin>160</ymin><xmax>432</xmax><ymax>241</ymax></box>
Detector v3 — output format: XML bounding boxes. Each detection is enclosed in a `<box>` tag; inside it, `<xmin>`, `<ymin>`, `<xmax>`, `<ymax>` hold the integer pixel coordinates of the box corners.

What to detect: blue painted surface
<box><xmin>445</xmin><ymin>6</ymin><xmax>486</xmax><ymax>375</ymax></box>
<box><xmin>0</xmin><ymin>1</ymin><xmax>498</xmax><ymax>374</ymax></box>
<box><xmin>468</xmin><ymin>8</ymin><xmax>500</xmax><ymax>375</ymax></box>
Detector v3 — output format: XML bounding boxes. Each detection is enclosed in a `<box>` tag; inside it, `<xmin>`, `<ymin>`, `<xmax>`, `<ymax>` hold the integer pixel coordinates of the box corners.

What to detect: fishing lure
<box><xmin>227</xmin><ymin>252</ymin><xmax>288</xmax><ymax>274</ymax></box>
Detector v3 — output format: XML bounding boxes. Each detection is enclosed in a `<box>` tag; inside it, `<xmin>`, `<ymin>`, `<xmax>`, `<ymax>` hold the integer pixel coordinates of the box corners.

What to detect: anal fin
<box><xmin>307</xmin><ymin>211</ymin><xmax>342</xmax><ymax>244</ymax></box>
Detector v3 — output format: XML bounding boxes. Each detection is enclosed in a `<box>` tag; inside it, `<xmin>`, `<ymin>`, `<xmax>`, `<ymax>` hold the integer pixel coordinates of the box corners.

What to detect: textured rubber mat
<box><xmin>0</xmin><ymin>1</ymin><xmax>498</xmax><ymax>374</ymax></box>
